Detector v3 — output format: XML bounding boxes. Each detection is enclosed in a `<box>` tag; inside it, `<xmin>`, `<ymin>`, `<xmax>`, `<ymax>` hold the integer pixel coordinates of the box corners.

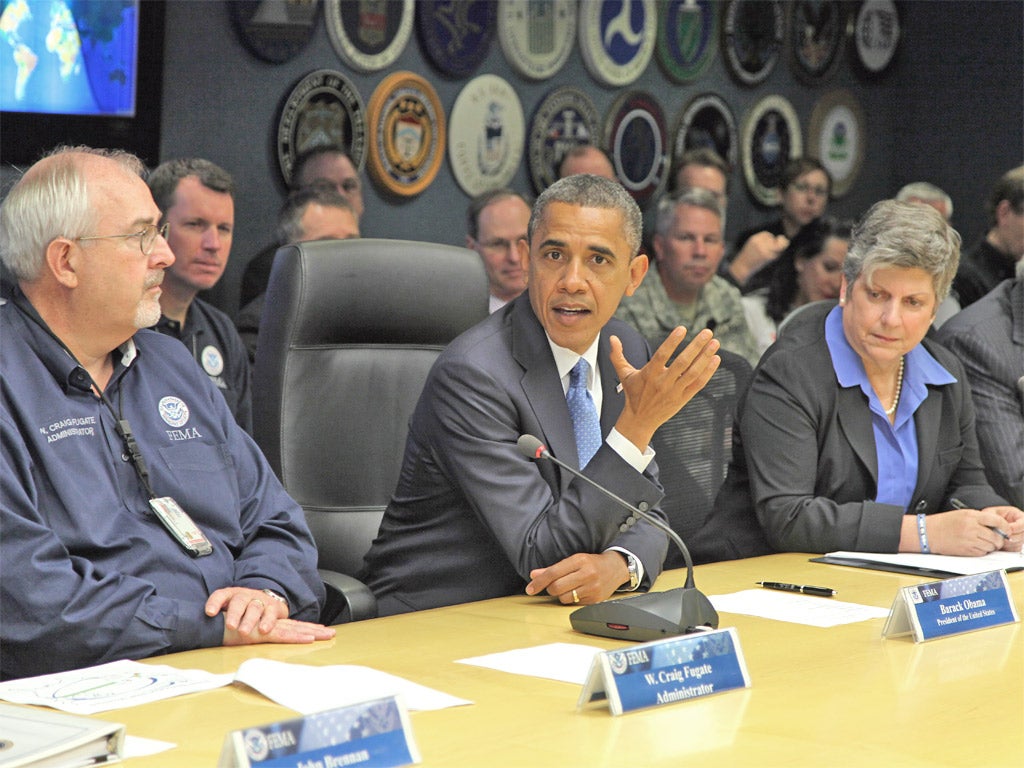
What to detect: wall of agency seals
<box><xmin>148</xmin><ymin>1</ymin><xmax>1023</xmax><ymax>318</ymax></box>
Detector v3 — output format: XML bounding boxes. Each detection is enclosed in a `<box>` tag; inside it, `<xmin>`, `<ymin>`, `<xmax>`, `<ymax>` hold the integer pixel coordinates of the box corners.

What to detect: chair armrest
<box><xmin>318</xmin><ymin>568</ymin><xmax>378</xmax><ymax>624</ymax></box>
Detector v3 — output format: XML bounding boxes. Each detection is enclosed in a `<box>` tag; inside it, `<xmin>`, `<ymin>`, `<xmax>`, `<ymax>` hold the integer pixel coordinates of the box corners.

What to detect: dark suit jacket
<box><xmin>713</xmin><ymin>303</ymin><xmax>1005</xmax><ymax>554</ymax></box>
<box><xmin>361</xmin><ymin>294</ymin><xmax>670</xmax><ymax>616</ymax></box>
<box><xmin>937</xmin><ymin>279</ymin><xmax>1024</xmax><ymax>507</ymax></box>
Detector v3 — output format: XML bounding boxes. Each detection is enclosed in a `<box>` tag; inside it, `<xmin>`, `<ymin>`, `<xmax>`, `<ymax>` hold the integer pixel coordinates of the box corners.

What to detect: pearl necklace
<box><xmin>884</xmin><ymin>356</ymin><xmax>905</xmax><ymax>416</ymax></box>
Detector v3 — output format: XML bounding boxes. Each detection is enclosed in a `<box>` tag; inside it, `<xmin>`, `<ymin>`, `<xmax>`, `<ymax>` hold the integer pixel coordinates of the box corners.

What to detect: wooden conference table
<box><xmin>100</xmin><ymin>553</ymin><xmax>1021</xmax><ymax>767</ymax></box>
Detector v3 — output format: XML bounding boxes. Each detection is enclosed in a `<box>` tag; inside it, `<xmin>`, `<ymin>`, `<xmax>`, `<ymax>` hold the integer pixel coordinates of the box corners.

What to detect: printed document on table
<box><xmin>824</xmin><ymin>550</ymin><xmax>1024</xmax><ymax>575</ymax></box>
<box><xmin>234</xmin><ymin>658</ymin><xmax>472</xmax><ymax>714</ymax></box>
<box><xmin>0</xmin><ymin>659</ymin><xmax>233</xmax><ymax>714</ymax></box>
<box><xmin>456</xmin><ymin>642</ymin><xmax>602</xmax><ymax>685</ymax></box>
<box><xmin>710</xmin><ymin>590</ymin><xmax>891</xmax><ymax>627</ymax></box>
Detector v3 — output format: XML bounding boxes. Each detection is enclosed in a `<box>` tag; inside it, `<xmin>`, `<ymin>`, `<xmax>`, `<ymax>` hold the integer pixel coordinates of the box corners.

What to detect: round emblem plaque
<box><xmin>527</xmin><ymin>86</ymin><xmax>602</xmax><ymax>195</ymax></box>
<box><xmin>740</xmin><ymin>95</ymin><xmax>802</xmax><ymax>207</ymax></box>
<box><xmin>721</xmin><ymin>0</ymin><xmax>785</xmax><ymax>87</ymax></box>
<box><xmin>672</xmin><ymin>93</ymin><xmax>738</xmax><ymax>174</ymax></box>
<box><xmin>578</xmin><ymin>0</ymin><xmax>657</xmax><ymax>88</ymax></box>
<box><xmin>416</xmin><ymin>0</ymin><xmax>497</xmax><ymax>79</ymax></box>
<box><xmin>366</xmin><ymin>71</ymin><xmax>446</xmax><ymax>198</ymax></box>
<box><xmin>325</xmin><ymin>0</ymin><xmax>414</xmax><ymax>73</ymax></box>
<box><xmin>230</xmin><ymin>0</ymin><xmax>320</xmax><ymax>64</ymax></box>
<box><xmin>788</xmin><ymin>0</ymin><xmax>848</xmax><ymax>84</ymax></box>
<box><xmin>656</xmin><ymin>0</ymin><xmax>719</xmax><ymax>84</ymax></box>
<box><xmin>448</xmin><ymin>74</ymin><xmax>525</xmax><ymax>198</ymax></box>
<box><xmin>604</xmin><ymin>91</ymin><xmax>669</xmax><ymax>205</ymax></box>
<box><xmin>807</xmin><ymin>89</ymin><xmax>865</xmax><ymax>198</ymax></box>
<box><xmin>854</xmin><ymin>0</ymin><xmax>900</xmax><ymax>75</ymax></box>
<box><xmin>276</xmin><ymin>69</ymin><xmax>367</xmax><ymax>189</ymax></box>
<box><xmin>498</xmin><ymin>0</ymin><xmax>576</xmax><ymax>81</ymax></box>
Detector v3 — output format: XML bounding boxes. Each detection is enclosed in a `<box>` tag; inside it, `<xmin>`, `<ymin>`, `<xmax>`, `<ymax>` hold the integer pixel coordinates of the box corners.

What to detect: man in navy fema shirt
<box><xmin>148</xmin><ymin>157</ymin><xmax>253</xmax><ymax>433</ymax></box>
<box><xmin>0</xmin><ymin>146</ymin><xmax>333</xmax><ymax>680</ymax></box>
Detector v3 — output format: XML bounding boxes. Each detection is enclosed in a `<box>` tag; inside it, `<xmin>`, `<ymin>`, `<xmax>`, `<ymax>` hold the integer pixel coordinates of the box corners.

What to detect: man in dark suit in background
<box><xmin>361</xmin><ymin>175</ymin><xmax>721</xmax><ymax>616</ymax></box>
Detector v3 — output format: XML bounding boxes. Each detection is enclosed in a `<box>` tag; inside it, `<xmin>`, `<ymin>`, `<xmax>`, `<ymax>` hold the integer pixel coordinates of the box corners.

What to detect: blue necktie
<box><xmin>567</xmin><ymin>358</ymin><xmax>601</xmax><ymax>468</ymax></box>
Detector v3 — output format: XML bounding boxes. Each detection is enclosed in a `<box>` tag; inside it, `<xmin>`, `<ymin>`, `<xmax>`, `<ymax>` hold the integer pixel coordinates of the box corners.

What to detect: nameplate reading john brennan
<box><xmin>577</xmin><ymin>627</ymin><xmax>750</xmax><ymax>716</ymax></box>
<box><xmin>882</xmin><ymin>570</ymin><xmax>1019</xmax><ymax>643</ymax></box>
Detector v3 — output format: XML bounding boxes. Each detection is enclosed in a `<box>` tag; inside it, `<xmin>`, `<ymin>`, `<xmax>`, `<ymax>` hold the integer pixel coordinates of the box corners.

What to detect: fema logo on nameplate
<box><xmin>448</xmin><ymin>74</ymin><xmax>525</xmax><ymax>198</ymax></box>
<box><xmin>229</xmin><ymin>0</ymin><xmax>320</xmax><ymax>64</ymax></box>
<box><xmin>740</xmin><ymin>94</ymin><xmax>801</xmax><ymax>207</ymax></box>
<box><xmin>605</xmin><ymin>91</ymin><xmax>669</xmax><ymax>205</ymax></box>
<box><xmin>276</xmin><ymin>69</ymin><xmax>367</xmax><ymax>189</ymax></box>
<box><xmin>417</xmin><ymin>0</ymin><xmax>497</xmax><ymax>79</ymax></box>
<box><xmin>807</xmin><ymin>89</ymin><xmax>865</xmax><ymax>198</ymax></box>
<box><xmin>498</xmin><ymin>0</ymin><xmax>576</xmax><ymax>81</ymax></box>
<box><xmin>366</xmin><ymin>71</ymin><xmax>446</xmax><ymax>197</ymax></box>
<box><xmin>578</xmin><ymin>0</ymin><xmax>657</xmax><ymax>87</ymax></box>
<box><xmin>672</xmin><ymin>92</ymin><xmax>738</xmax><ymax>173</ymax></box>
<box><xmin>527</xmin><ymin>86</ymin><xmax>602</xmax><ymax>194</ymax></box>
<box><xmin>324</xmin><ymin>0</ymin><xmax>414</xmax><ymax>73</ymax></box>
<box><xmin>656</xmin><ymin>0</ymin><xmax>720</xmax><ymax>84</ymax></box>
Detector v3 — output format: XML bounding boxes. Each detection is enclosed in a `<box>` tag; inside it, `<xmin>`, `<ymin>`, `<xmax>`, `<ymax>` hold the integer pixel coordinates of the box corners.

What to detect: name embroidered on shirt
<box><xmin>40</xmin><ymin>416</ymin><xmax>97</xmax><ymax>442</ymax></box>
<box><xmin>165</xmin><ymin>427</ymin><xmax>202</xmax><ymax>441</ymax></box>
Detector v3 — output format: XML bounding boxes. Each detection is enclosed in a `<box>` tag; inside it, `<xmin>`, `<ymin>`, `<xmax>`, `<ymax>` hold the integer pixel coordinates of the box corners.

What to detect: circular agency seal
<box><xmin>604</xmin><ymin>91</ymin><xmax>669</xmax><ymax>205</ymax></box>
<box><xmin>807</xmin><ymin>89</ymin><xmax>866</xmax><ymax>198</ymax></box>
<box><xmin>788</xmin><ymin>0</ymin><xmax>847</xmax><ymax>85</ymax></box>
<box><xmin>276</xmin><ymin>69</ymin><xmax>367</xmax><ymax>189</ymax></box>
<box><xmin>854</xmin><ymin>0</ymin><xmax>900</xmax><ymax>75</ymax></box>
<box><xmin>578</xmin><ymin>0</ymin><xmax>657</xmax><ymax>88</ymax></box>
<box><xmin>448</xmin><ymin>74</ymin><xmax>525</xmax><ymax>198</ymax></box>
<box><xmin>497</xmin><ymin>0</ymin><xmax>576</xmax><ymax>81</ymax></box>
<box><xmin>672</xmin><ymin>92</ymin><xmax>738</xmax><ymax>174</ymax></box>
<box><xmin>527</xmin><ymin>86</ymin><xmax>601</xmax><ymax>195</ymax></box>
<box><xmin>229</xmin><ymin>0</ymin><xmax>320</xmax><ymax>64</ymax></box>
<box><xmin>324</xmin><ymin>0</ymin><xmax>414</xmax><ymax>73</ymax></box>
<box><xmin>416</xmin><ymin>0</ymin><xmax>497</xmax><ymax>79</ymax></box>
<box><xmin>656</xmin><ymin>0</ymin><xmax>720</xmax><ymax>84</ymax></box>
<box><xmin>740</xmin><ymin>94</ymin><xmax>802</xmax><ymax>207</ymax></box>
<box><xmin>366</xmin><ymin>71</ymin><xmax>446</xmax><ymax>198</ymax></box>
<box><xmin>721</xmin><ymin>0</ymin><xmax>785</xmax><ymax>87</ymax></box>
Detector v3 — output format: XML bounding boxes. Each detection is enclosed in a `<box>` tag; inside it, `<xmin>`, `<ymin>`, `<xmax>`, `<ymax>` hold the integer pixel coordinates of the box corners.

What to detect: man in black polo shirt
<box><xmin>149</xmin><ymin>158</ymin><xmax>252</xmax><ymax>433</ymax></box>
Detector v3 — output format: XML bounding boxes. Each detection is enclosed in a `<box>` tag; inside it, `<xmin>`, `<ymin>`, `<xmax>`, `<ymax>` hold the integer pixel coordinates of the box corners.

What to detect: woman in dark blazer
<box><xmin>715</xmin><ymin>199</ymin><xmax>1024</xmax><ymax>556</ymax></box>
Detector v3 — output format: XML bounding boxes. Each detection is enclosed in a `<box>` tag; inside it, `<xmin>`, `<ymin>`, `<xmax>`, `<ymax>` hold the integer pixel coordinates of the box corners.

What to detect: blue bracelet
<box><xmin>917</xmin><ymin>512</ymin><xmax>931</xmax><ymax>554</ymax></box>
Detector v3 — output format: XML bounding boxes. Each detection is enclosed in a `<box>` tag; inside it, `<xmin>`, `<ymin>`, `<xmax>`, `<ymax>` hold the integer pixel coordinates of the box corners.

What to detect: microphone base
<box><xmin>570</xmin><ymin>588</ymin><xmax>719</xmax><ymax>643</ymax></box>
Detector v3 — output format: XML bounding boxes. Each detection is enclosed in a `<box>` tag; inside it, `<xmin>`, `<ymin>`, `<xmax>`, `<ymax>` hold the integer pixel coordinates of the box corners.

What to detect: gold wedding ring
<box><xmin>571</xmin><ymin>589</ymin><xmax>580</xmax><ymax>604</ymax></box>
<box><xmin>251</xmin><ymin>599</ymin><xmax>265</xmax><ymax>610</ymax></box>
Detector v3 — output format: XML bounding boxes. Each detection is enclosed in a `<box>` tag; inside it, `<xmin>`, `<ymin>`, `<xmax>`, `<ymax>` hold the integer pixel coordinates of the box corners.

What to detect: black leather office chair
<box><xmin>650</xmin><ymin>348</ymin><xmax>753</xmax><ymax>569</ymax></box>
<box><xmin>253</xmin><ymin>238</ymin><xmax>489</xmax><ymax>623</ymax></box>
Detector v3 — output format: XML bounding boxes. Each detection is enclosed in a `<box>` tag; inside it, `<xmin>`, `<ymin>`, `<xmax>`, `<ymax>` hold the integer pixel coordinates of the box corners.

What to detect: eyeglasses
<box><xmin>76</xmin><ymin>223</ymin><xmax>169</xmax><ymax>255</ymax></box>
<box><xmin>790</xmin><ymin>181</ymin><xmax>829</xmax><ymax>198</ymax></box>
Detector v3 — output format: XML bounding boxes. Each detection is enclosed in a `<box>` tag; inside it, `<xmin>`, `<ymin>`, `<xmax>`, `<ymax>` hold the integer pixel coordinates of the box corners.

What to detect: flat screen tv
<box><xmin>0</xmin><ymin>0</ymin><xmax>164</xmax><ymax>166</ymax></box>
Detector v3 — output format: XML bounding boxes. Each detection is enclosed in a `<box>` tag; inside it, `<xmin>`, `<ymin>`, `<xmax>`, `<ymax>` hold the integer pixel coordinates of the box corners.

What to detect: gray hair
<box><xmin>529</xmin><ymin>174</ymin><xmax>642</xmax><ymax>257</ymax></box>
<box><xmin>147</xmin><ymin>158</ymin><xmax>234</xmax><ymax>222</ymax></box>
<box><xmin>896</xmin><ymin>181</ymin><xmax>953</xmax><ymax>220</ymax></box>
<box><xmin>277</xmin><ymin>185</ymin><xmax>356</xmax><ymax>245</ymax></box>
<box><xmin>655</xmin><ymin>187</ymin><xmax>725</xmax><ymax>237</ymax></box>
<box><xmin>843</xmin><ymin>199</ymin><xmax>961</xmax><ymax>302</ymax></box>
<box><xmin>0</xmin><ymin>145</ymin><xmax>145</xmax><ymax>282</ymax></box>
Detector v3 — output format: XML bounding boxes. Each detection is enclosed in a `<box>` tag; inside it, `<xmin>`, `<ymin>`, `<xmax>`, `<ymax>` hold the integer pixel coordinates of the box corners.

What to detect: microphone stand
<box><xmin>518</xmin><ymin>435</ymin><xmax>719</xmax><ymax>642</ymax></box>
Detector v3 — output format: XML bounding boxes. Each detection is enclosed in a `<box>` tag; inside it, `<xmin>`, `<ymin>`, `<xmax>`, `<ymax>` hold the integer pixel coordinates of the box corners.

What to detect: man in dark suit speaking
<box><xmin>361</xmin><ymin>175</ymin><xmax>721</xmax><ymax>616</ymax></box>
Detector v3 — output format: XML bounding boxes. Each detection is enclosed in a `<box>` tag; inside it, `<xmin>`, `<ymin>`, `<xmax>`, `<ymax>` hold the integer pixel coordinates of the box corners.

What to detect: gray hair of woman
<box><xmin>842</xmin><ymin>199</ymin><xmax>961</xmax><ymax>303</ymax></box>
<box><xmin>529</xmin><ymin>173</ymin><xmax>643</xmax><ymax>258</ymax></box>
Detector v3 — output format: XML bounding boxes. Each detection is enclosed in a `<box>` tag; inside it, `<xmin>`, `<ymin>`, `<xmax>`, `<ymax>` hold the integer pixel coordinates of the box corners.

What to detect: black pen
<box><xmin>949</xmin><ymin>497</ymin><xmax>1010</xmax><ymax>540</ymax></box>
<box><xmin>756</xmin><ymin>581</ymin><xmax>836</xmax><ymax>598</ymax></box>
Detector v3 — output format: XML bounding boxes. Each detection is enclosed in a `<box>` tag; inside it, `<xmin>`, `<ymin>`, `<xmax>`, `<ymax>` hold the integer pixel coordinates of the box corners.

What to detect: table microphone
<box><xmin>517</xmin><ymin>434</ymin><xmax>718</xmax><ymax>642</ymax></box>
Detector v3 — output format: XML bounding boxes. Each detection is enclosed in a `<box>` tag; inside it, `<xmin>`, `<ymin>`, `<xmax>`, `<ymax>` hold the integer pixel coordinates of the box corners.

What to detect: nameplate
<box><xmin>577</xmin><ymin>627</ymin><xmax>750</xmax><ymax>716</ymax></box>
<box><xmin>882</xmin><ymin>570</ymin><xmax>1019</xmax><ymax>643</ymax></box>
<box><xmin>218</xmin><ymin>695</ymin><xmax>419</xmax><ymax>768</ymax></box>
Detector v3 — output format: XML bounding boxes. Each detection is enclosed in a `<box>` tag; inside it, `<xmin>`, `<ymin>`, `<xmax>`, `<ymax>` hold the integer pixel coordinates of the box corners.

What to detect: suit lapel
<box><xmin>597</xmin><ymin>330</ymin><xmax>625</xmax><ymax>435</ymax></box>
<box><xmin>836</xmin><ymin>386</ymin><xmax>878</xmax><ymax>483</ymax></box>
<box><xmin>913</xmin><ymin>385</ymin><xmax>941</xmax><ymax>492</ymax></box>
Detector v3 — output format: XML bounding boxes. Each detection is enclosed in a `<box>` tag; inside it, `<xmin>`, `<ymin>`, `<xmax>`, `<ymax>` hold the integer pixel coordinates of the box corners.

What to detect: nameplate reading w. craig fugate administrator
<box><xmin>882</xmin><ymin>570</ymin><xmax>1019</xmax><ymax>643</ymax></box>
<box><xmin>577</xmin><ymin>627</ymin><xmax>750</xmax><ymax>716</ymax></box>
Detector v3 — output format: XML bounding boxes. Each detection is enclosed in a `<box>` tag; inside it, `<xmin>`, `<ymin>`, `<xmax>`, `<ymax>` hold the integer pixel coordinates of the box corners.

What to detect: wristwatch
<box><xmin>261</xmin><ymin>588</ymin><xmax>289</xmax><ymax>609</ymax></box>
<box><xmin>624</xmin><ymin>554</ymin><xmax>641</xmax><ymax>591</ymax></box>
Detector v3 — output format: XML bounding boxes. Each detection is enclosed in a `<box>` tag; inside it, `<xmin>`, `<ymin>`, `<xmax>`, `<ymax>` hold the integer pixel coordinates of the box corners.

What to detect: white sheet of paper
<box><xmin>456</xmin><ymin>642</ymin><xmax>602</xmax><ymax>685</ymax></box>
<box><xmin>124</xmin><ymin>735</ymin><xmax>175</xmax><ymax>758</ymax></box>
<box><xmin>710</xmin><ymin>589</ymin><xmax>891</xmax><ymax>627</ymax></box>
<box><xmin>825</xmin><ymin>550</ymin><xmax>1024</xmax><ymax>575</ymax></box>
<box><xmin>0</xmin><ymin>659</ymin><xmax>234</xmax><ymax>714</ymax></box>
<box><xmin>234</xmin><ymin>658</ymin><xmax>471</xmax><ymax>714</ymax></box>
